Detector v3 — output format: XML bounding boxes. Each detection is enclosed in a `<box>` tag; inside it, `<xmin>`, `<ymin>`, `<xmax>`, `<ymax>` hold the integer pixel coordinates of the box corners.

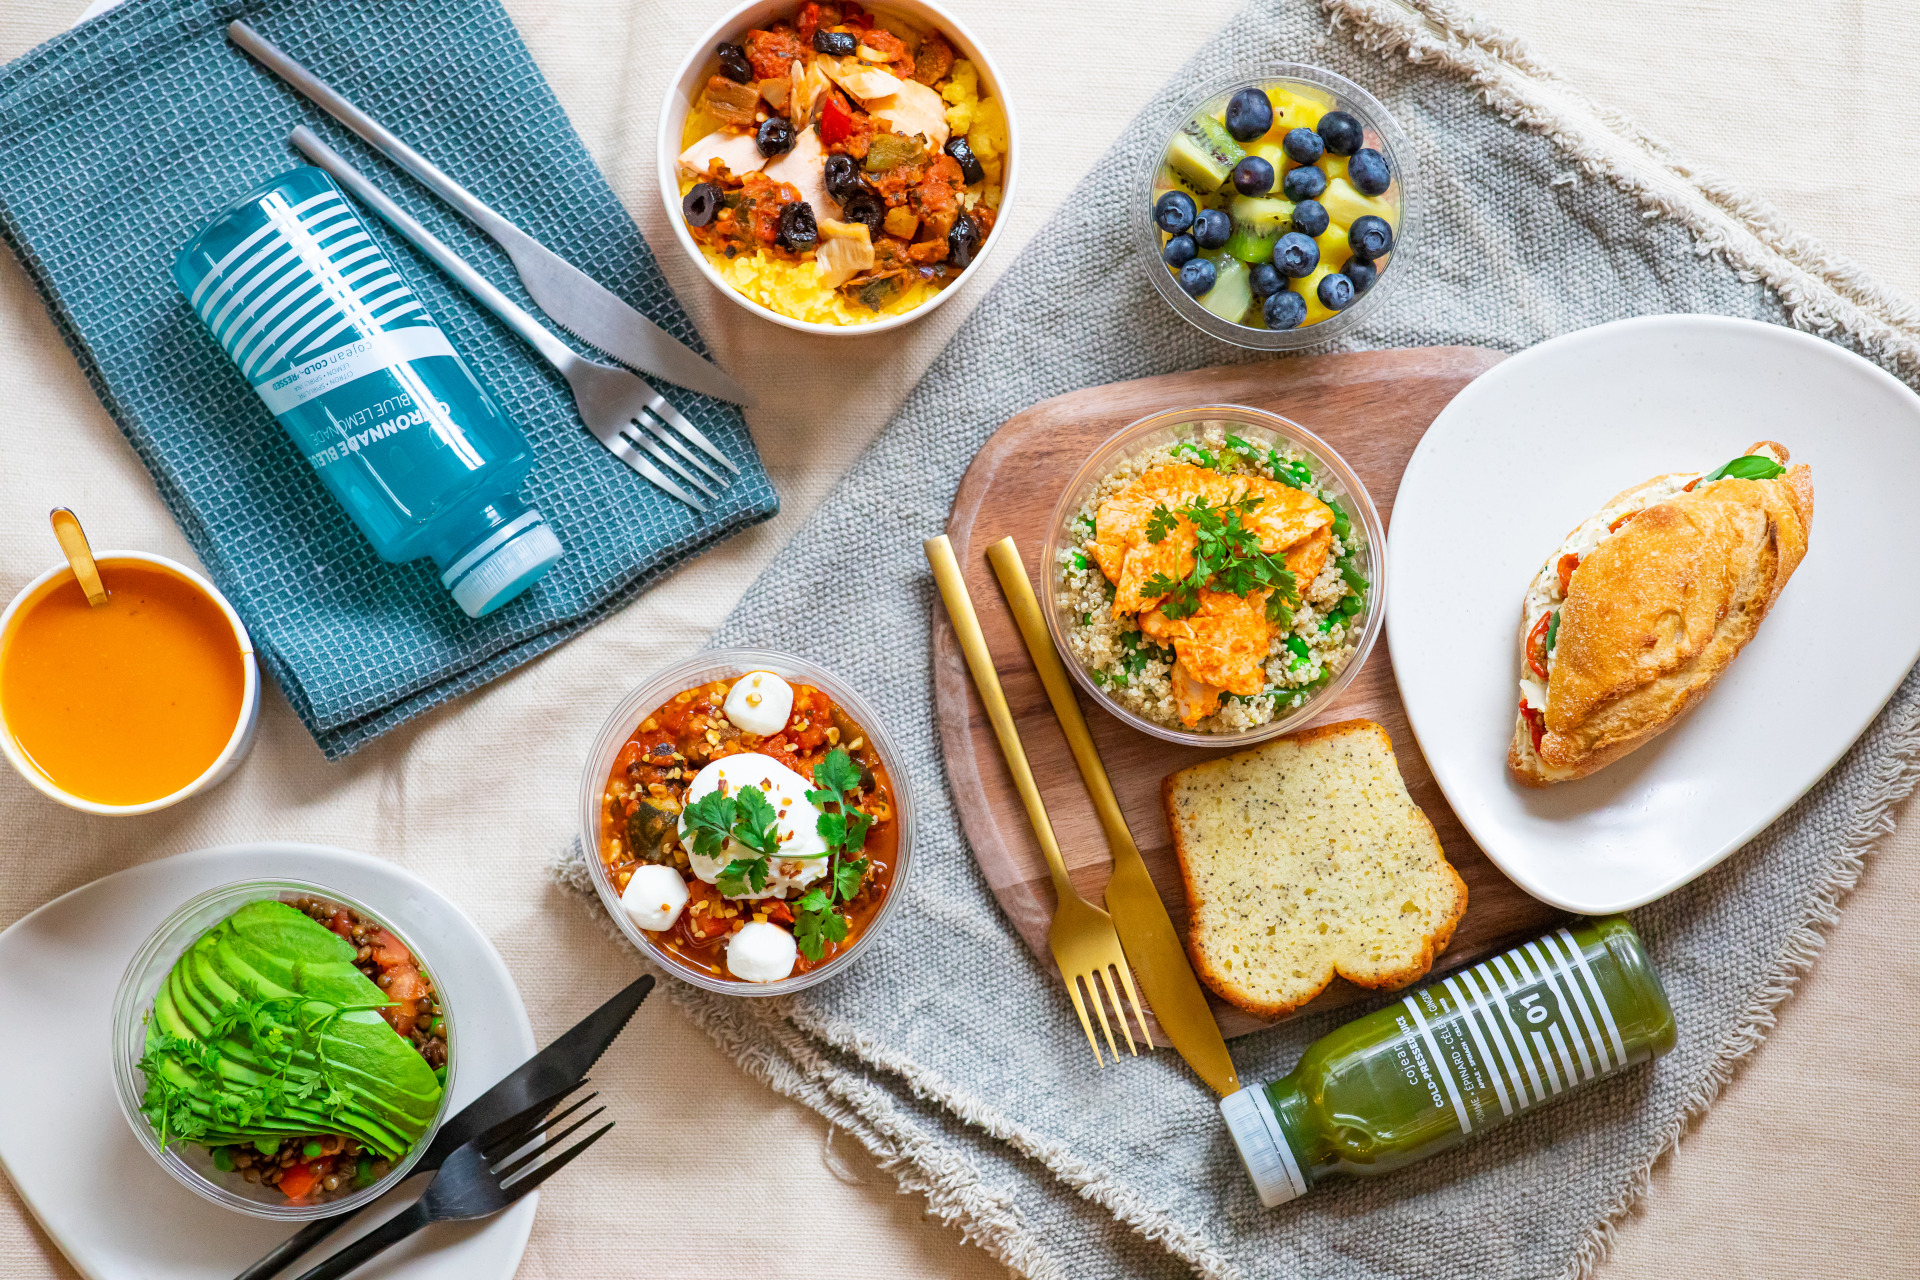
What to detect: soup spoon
<box><xmin>47</xmin><ymin>508</ymin><xmax>107</xmax><ymax>607</ymax></box>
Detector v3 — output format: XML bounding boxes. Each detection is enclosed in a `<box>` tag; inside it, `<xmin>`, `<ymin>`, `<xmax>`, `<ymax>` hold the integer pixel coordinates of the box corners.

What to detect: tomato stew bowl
<box><xmin>657</xmin><ymin>0</ymin><xmax>1020</xmax><ymax>336</ymax></box>
<box><xmin>110</xmin><ymin>879</ymin><xmax>456</xmax><ymax>1221</ymax></box>
<box><xmin>579</xmin><ymin>649</ymin><xmax>916</xmax><ymax>995</ymax></box>
<box><xmin>1041</xmin><ymin>405</ymin><xmax>1387</xmax><ymax>747</ymax></box>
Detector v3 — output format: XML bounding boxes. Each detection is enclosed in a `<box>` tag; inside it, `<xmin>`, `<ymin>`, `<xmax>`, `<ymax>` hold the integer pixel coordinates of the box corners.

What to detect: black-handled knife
<box><xmin>233</xmin><ymin>972</ymin><xmax>655</xmax><ymax>1280</ymax></box>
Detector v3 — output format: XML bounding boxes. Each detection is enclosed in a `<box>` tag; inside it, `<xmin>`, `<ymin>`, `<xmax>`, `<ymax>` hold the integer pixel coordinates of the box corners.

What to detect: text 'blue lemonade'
<box><xmin>175</xmin><ymin>166</ymin><xmax>561</xmax><ymax>617</ymax></box>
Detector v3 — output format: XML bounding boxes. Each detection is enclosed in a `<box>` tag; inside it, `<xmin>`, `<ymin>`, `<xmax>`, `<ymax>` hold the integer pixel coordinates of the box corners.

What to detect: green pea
<box><xmin>354</xmin><ymin>1155</ymin><xmax>378</xmax><ymax>1188</ymax></box>
<box><xmin>253</xmin><ymin>1137</ymin><xmax>280</xmax><ymax>1157</ymax></box>
<box><xmin>1339</xmin><ymin>595</ymin><xmax>1364</xmax><ymax>617</ymax></box>
<box><xmin>302</xmin><ymin>1140</ymin><xmax>324</xmax><ymax>1160</ymax></box>
<box><xmin>1318</xmin><ymin>615</ymin><xmax>1338</xmax><ymax>633</ymax></box>
<box><xmin>212</xmin><ymin>1146</ymin><xmax>235</xmax><ymax>1172</ymax></box>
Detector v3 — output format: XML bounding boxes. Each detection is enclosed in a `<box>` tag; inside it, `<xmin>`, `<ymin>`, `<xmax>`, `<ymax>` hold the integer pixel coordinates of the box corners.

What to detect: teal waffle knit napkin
<box><xmin>0</xmin><ymin>0</ymin><xmax>778</xmax><ymax>758</ymax></box>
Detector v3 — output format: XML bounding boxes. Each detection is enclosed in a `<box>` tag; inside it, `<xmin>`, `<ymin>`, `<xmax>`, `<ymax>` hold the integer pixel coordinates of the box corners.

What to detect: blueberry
<box><xmin>1275</xmin><ymin>231</ymin><xmax>1320</xmax><ymax>278</ymax></box>
<box><xmin>1162</xmin><ymin>234</ymin><xmax>1198</xmax><ymax>268</ymax></box>
<box><xmin>1348</xmin><ymin>147</ymin><xmax>1391</xmax><ymax>196</ymax></box>
<box><xmin>1348</xmin><ymin>215</ymin><xmax>1394</xmax><ymax>261</ymax></box>
<box><xmin>1178</xmin><ymin>257</ymin><xmax>1217</xmax><ymax>297</ymax></box>
<box><xmin>717</xmin><ymin>43</ymin><xmax>753</xmax><ymax>84</ymax></box>
<box><xmin>1248</xmin><ymin>262</ymin><xmax>1284</xmax><ymax>298</ymax></box>
<box><xmin>1224</xmin><ymin>88</ymin><xmax>1273</xmax><ymax>142</ymax></box>
<box><xmin>1282</xmin><ymin>165</ymin><xmax>1326</xmax><ymax>201</ymax></box>
<box><xmin>756</xmin><ymin>117</ymin><xmax>795</xmax><ymax>158</ymax></box>
<box><xmin>1282</xmin><ymin>127</ymin><xmax>1324</xmax><ymax>165</ymax></box>
<box><xmin>1154</xmin><ymin>190</ymin><xmax>1196</xmax><ymax>234</ymax></box>
<box><xmin>1291</xmin><ymin>199</ymin><xmax>1329</xmax><ymax>237</ymax></box>
<box><xmin>1231</xmin><ymin>156</ymin><xmax>1275</xmax><ymax>197</ymax></box>
<box><xmin>1346</xmin><ymin>258</ymin><xmax>1378</xmax><ymax>295</ymax></box>
<box><xmin>681</xmin><ymin>182</ymin><xmax>722</xmax><ymax>228</ymax></box>
<box><xmin>1191</xmin><ymin>207</ymin><xmax>1231</xmax><ymax>250</ymax></box>
<box><xmin>813</xmin><ymin>30</ymin><xmax>857</xmax><ymax>55</ymax></box>
<box><xmin>1263</xmin><ymin>290</ymin><xmax>1308</xmax><ymax>330</ymax></box>
<box><xmin>1317</xmin><ymin>272</ymin><xmax>1356</xmax><ymax>311</ymax></box>
<box><xmin>1316</xmin><ymin>110</ymin><xmax>1364</xmax><ymax>156</ymax></box>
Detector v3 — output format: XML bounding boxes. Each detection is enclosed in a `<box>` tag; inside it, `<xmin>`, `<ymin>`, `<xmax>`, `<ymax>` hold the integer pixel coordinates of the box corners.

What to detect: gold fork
<box><xmin>925</xmin><ymin>535</ymin><xmax>1150</xmax><ymax>1065</ymax></box>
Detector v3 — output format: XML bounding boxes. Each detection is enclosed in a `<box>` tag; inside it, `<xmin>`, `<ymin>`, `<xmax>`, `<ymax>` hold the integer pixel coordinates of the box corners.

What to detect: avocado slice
<box><xmin>136</xmin><ymin>899</ymin><xmax>444</xmax><ymax>1163</ymax></box>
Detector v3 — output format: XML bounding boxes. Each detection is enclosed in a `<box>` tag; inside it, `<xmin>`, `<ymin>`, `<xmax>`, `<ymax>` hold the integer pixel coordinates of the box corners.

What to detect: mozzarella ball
<box><xmin>723</xmin><ymin>671</ymin><xmax>793</xmax><ymax>737</ymax></box>
<box><xmin>726</xmin><ymin>921</ymin><xmax>798</xmax><ymax>982</ymax></box>
<box><xmin>621</xmin><ymin>864</ymin><xmax>690</xmax><ymax>931</ymax></box>
<box><xmin>679</xmin><ymin>753</ymin><xmax>829</xmax><ymax>899</ymax></box>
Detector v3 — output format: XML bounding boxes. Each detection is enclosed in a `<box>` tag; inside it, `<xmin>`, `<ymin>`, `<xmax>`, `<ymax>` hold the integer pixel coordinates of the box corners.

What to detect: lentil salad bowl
<box><xmin>581</xmin><ymin>650</ymin><xmax>915</xmax><ymax>995</ymax></box>
<box><xmin>1042</xmin><ymin>406</ymin><xmax>1385</xmax><ymax>746</ymax></box>
<box><xmin>110</xmin><ymin>879</ymin><xmax>456</xmax><ymax>1220</ymax></box>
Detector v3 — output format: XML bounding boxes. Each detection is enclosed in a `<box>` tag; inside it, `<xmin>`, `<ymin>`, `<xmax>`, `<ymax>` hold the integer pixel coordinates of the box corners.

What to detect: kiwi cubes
<box><xmin>1223</xmin><ymin>196</ymin><xmax>1295</xmax><ymax>265</ymax></box>
<box><xmin>1196</xmin><ymin>251</ymin><xmax>1255</xmax><ymax>324</ymax></box>
<box><xmin>1166</xmin><ymin>114</ymin><xmax>1246</xmax><ymax>194</ymax></box>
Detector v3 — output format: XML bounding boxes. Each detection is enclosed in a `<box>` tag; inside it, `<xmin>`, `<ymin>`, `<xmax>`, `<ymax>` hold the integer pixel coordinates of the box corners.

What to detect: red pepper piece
<box><xmin>1520</xmin><ymin>700</ymin><xmax>1546</xmax><ymax>751</ymax></box>
<box><xmin>1556</xmin><ymin>553</ymin><xmax>1579</xmax><ymax>597</ymax></box>
<box><xmin>819</xmin><ymin>96</ymin><xmax>853</xmax><ymax>145</ymax></box>
<box><xmin>1526</xmin><ymin>611</ymin><xmax>1552</xmax><ymax>680</ymax></box>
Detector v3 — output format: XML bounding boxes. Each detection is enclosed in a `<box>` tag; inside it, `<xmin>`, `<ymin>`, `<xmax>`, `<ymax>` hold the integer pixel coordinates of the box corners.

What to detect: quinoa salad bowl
<box><xmin>579</xmin><ymin>649</ymin><xmax>916</xmax><ymax>996</ymax></box>
<box><xmin>1041</xmin><ymin>406</ymin><xmax>1386</xmax><ymax>746</ymax></box>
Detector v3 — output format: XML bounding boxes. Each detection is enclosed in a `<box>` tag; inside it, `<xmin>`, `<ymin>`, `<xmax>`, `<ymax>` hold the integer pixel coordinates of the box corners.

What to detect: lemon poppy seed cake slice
<box><xmin>1162</xmin><ymin>719</ymin><xmax>1468</xmax><ymax>1019</ymax></box>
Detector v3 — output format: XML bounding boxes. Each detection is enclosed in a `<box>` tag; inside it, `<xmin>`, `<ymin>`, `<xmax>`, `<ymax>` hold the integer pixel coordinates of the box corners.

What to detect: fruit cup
<box><xmin>1142</xmin><ymin>64</ymin><xmax>1416</xmax><ymax>350</ymax></box>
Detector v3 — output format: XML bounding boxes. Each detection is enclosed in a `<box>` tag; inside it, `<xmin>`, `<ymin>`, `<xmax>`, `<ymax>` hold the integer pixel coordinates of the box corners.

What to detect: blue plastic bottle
<box><xmin>174</xmin><ymin>166</ymin><xmax>562</xmax><ymax>618</ymax></box>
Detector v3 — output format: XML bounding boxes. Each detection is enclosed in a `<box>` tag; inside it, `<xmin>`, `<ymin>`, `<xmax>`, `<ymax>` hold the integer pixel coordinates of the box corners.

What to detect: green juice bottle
<box><xmin>1221</xmin><ymin>916</ymin><xmax>1676</xmax><ymax>1205</ymax></box>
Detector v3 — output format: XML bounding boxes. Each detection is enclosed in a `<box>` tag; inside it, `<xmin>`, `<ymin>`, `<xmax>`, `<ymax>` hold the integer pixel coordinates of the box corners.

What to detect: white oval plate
<box><xmin>0</xmin><ymin>843</ymin><xmax>535</xmax><ymax>1279</ymax></box>
<box><xmin>1388</xmin><ymin>315</ymin><xmax>1920</xmax><ymax>914</ymax></box>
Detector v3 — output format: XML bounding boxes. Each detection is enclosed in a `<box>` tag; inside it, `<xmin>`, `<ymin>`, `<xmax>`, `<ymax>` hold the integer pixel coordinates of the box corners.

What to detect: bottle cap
<box><xmin>1219</xmin><ymin>1085</ymin><xmax>1309</xmax><ymax>1207</ymax></box>
<box><xmin>446</xmin><ymin>515</ymin><xmax>563</xmax><ymax>618</ymax></box>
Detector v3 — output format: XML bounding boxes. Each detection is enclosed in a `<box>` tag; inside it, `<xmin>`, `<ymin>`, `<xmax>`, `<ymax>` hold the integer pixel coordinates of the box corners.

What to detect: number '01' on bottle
<box><xmin>1221</xmin><ymin>916</ymin><xmax>1676</xmax><ymax>1205</ymax></box>
<box><xmin>174</xmin><ymin>167</ymin><xmax>562</xmax><ymax>618</ymax></box>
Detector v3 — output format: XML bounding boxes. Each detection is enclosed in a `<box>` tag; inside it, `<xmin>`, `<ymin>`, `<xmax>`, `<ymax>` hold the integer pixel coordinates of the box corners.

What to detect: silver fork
<box><xmin>292</xmin><ymin>126</ymin><xmax>733</xmax><ymax>512</ymax></box>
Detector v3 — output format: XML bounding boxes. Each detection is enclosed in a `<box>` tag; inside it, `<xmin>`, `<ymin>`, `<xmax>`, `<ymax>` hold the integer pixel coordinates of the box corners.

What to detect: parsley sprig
<box><xmin>1139</xmin><ymin>494</ymin><xmax>1300</xmax><ymax>624</ymax></box>
<box><xmin>794</xmin><ymin>748</ymin><xmax>873</xmax><ymax>961</ymax></box>
<box><xmin>682</xmin><ymin>748</ymin><xmax>876</xmax><ymax>962</ymax></box>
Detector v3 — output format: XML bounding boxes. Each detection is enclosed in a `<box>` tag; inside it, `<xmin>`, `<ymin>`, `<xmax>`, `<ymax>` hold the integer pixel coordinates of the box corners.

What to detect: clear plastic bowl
<box><xmin>1040</xmin><ymin>405</ymin><xmax>1387</xmax><ymax>747</ymax></box>
<box><xmin>1142</xmin><ymin>64</ymin><xmax>1417</xmax><ymax>349</ymax></box>
<box><xmin>111</xmin><ymin>879</ymin><xmax>456</xmax><ymax>1220</ymax></box>
<box><xmin>578</xmin><ymin>648</ymin><xmax>916</xmax><ymax>996</ymax></box>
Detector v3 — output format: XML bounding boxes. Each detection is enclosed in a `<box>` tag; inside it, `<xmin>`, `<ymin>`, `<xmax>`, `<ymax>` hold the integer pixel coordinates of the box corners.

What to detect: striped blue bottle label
<box><xmin>183</xmin><ymin>180</ymin><xmax>456</xmax><ymax>417</ymax></box>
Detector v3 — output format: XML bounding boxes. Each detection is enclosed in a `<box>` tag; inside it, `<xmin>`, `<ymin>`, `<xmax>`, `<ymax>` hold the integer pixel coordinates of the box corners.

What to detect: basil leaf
<box><xmin>1702</xmin><ymin>454</ymin><xmax>1786</xmax><ymax>483</ymax></box>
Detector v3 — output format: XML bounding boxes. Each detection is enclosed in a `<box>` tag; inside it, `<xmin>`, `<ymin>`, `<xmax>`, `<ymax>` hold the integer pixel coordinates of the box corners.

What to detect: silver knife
<box><xmin>228</xmin><ymin>20</ymin><xmax>756</xmax><ymax>409</ymax></box>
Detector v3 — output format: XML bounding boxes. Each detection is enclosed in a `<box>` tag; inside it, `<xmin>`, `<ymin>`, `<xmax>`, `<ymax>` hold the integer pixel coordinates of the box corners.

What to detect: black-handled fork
<box><xmin>288</xmin><ymin>1086</ymin><xmax>612</xmax><ymax>1280</ymax></box>
<box><xmin>233</xmin><ymin>973</ymin><xmax>652</xmax><ymax>1280</ymax></box>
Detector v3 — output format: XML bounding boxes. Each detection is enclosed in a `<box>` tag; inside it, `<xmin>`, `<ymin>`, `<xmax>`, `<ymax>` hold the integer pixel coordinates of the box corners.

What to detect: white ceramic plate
<box><xmin>0</xmin><ymin>843</ymin><xmax>535</xmax><ymax>1279</ymax></box>
<box><xmin>1389</xmin><ymin>315</ymin><xmax>1920</xmax><ymax>914</ymax></box>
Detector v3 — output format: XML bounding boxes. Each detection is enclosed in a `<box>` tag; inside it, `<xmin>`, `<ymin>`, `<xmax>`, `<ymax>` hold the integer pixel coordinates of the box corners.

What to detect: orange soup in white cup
<box><xmin>0</xmin><ymin>552</ymin><xmax>258</xmax><ymax>813</ymax></box>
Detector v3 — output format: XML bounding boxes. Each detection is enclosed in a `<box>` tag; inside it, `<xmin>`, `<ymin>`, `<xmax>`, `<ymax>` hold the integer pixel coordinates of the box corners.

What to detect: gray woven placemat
<box><xmin>552</xmin><ymin>0</ymin><xmax>1920</xmax><ymax>1276</ymax></box>
<box><xmin>0</xmin><ymin>0</ymin><xmax>778</xmax><ymax>758</ymax></box>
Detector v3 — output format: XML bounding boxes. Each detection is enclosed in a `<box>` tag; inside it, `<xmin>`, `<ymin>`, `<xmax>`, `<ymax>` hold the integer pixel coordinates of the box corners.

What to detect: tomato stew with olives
<box><xmin>599</xmin><ymin>676</ymin><xmax>897</xmax><ymax>981</ymax></box>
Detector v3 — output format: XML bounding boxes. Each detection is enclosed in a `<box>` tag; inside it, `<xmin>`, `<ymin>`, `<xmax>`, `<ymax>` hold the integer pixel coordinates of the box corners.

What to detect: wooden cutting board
<box><xmin>933</xmin><ymin>347</ymin><xmax>1566</xmax><ymax>1039</ymax></box>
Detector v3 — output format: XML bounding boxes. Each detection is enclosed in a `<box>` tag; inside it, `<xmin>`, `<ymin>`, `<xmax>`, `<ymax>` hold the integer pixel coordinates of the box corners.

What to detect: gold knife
<box><xmin>985</xmin><ymin>537</ymin><xmax>1240</xmax><ymax>1095</ymax></box>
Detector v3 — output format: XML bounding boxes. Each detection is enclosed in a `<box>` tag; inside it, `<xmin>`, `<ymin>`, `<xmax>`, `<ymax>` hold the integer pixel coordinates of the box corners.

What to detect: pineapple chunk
<box><xmin>1314</xmin><ymin>222</ymin><xmax>1351</xmax><ymax>270</ymax></box>
<box><xmin>1321</xmin><ymin>177</ymin><xmax>1397</xmax><ymax>230</ymax></box>
<box><xmin>1290</xmin><ymin>262</ymin><xmax>1339</xmax><ymax>325</ymax></box>
<box><xmin>1262</xmin><ymin>85</ymin><xmax>1336</xmax><ymax>140</ymax></box>
<box><xmin>1319</xmin><ymin>152</ymin><xmax>1349</xmax><ymax>187</ymax></box>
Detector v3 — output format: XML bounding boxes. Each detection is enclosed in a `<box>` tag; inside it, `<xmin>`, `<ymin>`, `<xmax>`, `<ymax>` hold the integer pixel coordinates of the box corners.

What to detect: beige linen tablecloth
<box><xmin>1</xmin><ymin>0</ymin><xmax>1915</xmax><ymax>1275</ymax></box>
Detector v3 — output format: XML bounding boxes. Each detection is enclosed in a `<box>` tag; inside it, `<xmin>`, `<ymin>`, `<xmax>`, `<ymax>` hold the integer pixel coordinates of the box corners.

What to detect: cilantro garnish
<box><xmin>1138</xmin><ymin>495</ymin><xmax>1300</xmax><ymax>624</ymax></box>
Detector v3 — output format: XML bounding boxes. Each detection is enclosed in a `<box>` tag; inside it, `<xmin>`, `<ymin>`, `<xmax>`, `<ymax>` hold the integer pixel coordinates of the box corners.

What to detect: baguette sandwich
<box><xmin>1510</xmin><ymin>440</ymin><xmax>1813</xmax><ymax>786</ymax></box>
